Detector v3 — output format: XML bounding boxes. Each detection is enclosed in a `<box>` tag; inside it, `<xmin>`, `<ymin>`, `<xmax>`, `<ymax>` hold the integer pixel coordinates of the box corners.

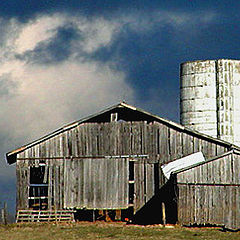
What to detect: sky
<box><xmin>1</xmin><ymin>1</ymin><xmax>240</xmax><ymax>216</ymax></box>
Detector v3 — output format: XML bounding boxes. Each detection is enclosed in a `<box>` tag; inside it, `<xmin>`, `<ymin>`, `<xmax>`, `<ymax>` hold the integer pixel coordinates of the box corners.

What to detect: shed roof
<box><xmin>6</xmin><ymin>102</ymin><xmax>240</xmax><ymax>164</ymax></box>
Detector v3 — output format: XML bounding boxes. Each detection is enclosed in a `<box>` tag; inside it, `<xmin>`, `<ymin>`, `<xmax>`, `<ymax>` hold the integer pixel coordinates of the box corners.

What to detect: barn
<box><xmin>6</xmin><ymin>102</ymin><xmax>240</xmax><ymax>225</ymax></box>
<box><xmin>172</xmin><ymin>150</ymin><xmax>240</xmax><ymax>230</ymax></box>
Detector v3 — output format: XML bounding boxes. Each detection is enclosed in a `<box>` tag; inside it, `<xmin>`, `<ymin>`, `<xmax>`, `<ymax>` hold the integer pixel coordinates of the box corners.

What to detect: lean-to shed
<box><xmin>173</xmin><ymin>150</ymin><xmax>240</xmax><ymax>230</ymax></box>
<box><xmin>6</xmin><ymin>102</ymin><xmax>240</xmax><ymax>223</ymax></box>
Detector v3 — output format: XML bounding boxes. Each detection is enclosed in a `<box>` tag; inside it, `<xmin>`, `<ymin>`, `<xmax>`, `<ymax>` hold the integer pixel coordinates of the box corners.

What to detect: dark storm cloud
<box><xmin>16</xmin><ymin>23</ymin><xmax>83</xmax><ymax>64</ymax></box>
<box><xmin>87</xmin><ymin>11</ymin><xmax>218</xmax><ymax>120</ymax></box>
<box><xmin>1</xmin><ymin>0</ymin><xmax>240</xmax><ymax>21</ymax></box>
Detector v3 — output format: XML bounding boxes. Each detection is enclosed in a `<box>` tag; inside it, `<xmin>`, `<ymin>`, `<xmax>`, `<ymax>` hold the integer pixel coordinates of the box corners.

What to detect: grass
<box><xmin>0</xmin><ymin>222</ymin><xmax>239</xmax><ymax>240</ymax></box>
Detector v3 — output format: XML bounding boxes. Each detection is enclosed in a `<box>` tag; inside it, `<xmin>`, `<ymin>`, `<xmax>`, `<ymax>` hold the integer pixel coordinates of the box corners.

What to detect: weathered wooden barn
<box><xmin>6</xmin><ymin>102</ymin><xmax>240</xmax><ymax>225</ymax></box>
<box><xmin>172</xmin><ymin>150</ymin><xmax>240</xmax><ymax>230</ymax></box>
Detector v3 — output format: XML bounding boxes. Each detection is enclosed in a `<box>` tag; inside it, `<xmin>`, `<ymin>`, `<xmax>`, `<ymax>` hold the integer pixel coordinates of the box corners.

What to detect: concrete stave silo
<box><xmin>180</xmin><ymin>59</ymin><xmax>240</xmax><ymax>146</ymax></box>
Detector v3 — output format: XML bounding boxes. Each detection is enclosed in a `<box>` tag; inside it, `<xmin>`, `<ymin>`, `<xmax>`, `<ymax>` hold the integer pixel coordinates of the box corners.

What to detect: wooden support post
<box><xmin>55</xmin><ymin>209</ymin><xmax>57</xmax><ymax>223</ymax></box>
<box><xmin>1</xmin><ymin>208</ymin><xmax>5</xmax><ymax>224</ymax></box>
<box><xmin>3</xmin><ymin>202</ymin><xmax>7</xmax><ymax>225</ymax></box>
<box><xmin>115</xmin><ymin>210</ymin><xmax>121</xmax><ymax>221</ymax></box>
<box><xmin>105</xmin><ymin>210</ymin><xmax>111</xmax><ymax>222</ymax></box>
<box><xmin>162</xmin><ymin>202</ymin><xmax>166</xmax><ymax>226</ymax></box>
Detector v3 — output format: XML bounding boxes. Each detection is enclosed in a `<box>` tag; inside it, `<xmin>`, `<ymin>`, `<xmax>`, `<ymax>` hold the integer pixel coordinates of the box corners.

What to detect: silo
<box><xmin>180</xmin><ymin>59</ymin><xmax>240</xmax><ymax>146</ymax></box>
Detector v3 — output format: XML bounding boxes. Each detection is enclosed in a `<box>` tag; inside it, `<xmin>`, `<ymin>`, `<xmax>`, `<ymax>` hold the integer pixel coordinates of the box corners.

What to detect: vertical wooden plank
<box><xmin>107</xmin><ymin>158</ymin><xmax>113</xmax><ymax>209</ymax></box>
<box><xmin>110</xmin><ymin>122</ymin><xmax>116</xmax><ymax>156</ymax></box>
<box><xmin>104</xmin><ymin>123</ymin><xmax>111</xmax><ymax>156</ymax></box>
<box><xmin>88</xmin><ymin>158</ymin><xmax>93</xmax><ymax>208</ymax></box>
<box><xmin>182</xmin><ymin>133</ymin><xmax>194</xmax><ymax>156</ymax></box>
<box><xmin>63</xmin><ymin>159</ymin><xmax>67</xmax><ymax>208</ymax></box>
<box><xmin>102</xmin><ymin>158</ymin><xmax>108</xmax><ymax>208</ymax></box>
<box><xmin>236</xmin><ymin>185</ymin><xmax>240</xmax><ymax>229</ymax></box>
<box><xmin>156</xmin><ymin>122</ymin><xmax>170</xmax><ymax>164</ymax></box>
<box><xmin>117</xmin><ymin>158</ymin><xmax>123</xmax><ymax>208</ymax></box>
<box><xmin>72</xmin><ymin>159</ymin><xmax>78</xmax><ymax>208</ymax></box>
<box><xmin>91</xmin><ymin>124</ymin><xmax>97</xmax><ymax>156</ymax></box>
<box><xmin>193</xmin><ymin>137</ymin><xmax>200</xmax><ymax>153</ymax></box>
<box><xmin>123</xmin><ymin>158</ymin><xmax>129</xmax><ymax>208</ymax></box>
<box><xmin>16</xmin><ymin>161</ymin><xmax>21</xmax><ymax>210</ymax></box>
<box><xmin>94</xmin><ymin>158</ymin><xmax>100</xmax><ymax>209</ymax></box>
<box><xmin>76</xmin><ymin>125</ymin><xmax>82</xmax><ymax>156</ymax></box>
<box><xmin>133</xmin><ymin>162</ymin><xmax>139</xmax><ymax>213</ymax></box>
<box><xmin>142</xmin><ymin>121</ymin><xmax>148</xmax><ymax>155</ymax></box>
<box><xmin>25</xmin><ymin>160</ymin><xmax>29</xmax><ymax>210</ymax></box>
<box><xmin>112</xmin><ymin>159</ymin><xmax>119</xmax><ymax>208</ymax></box>
<box><xmin>16</xmin><ymin>158</ymin><xmax>29</xmax><ymax>210</ymax></box>
<box><xmin>99</xmin><ymin>123</ymin><xmax>105</xmax><ymax>156</ymax></box>
<box><xmin>117</xmin><ymin>122</ymin><xmax>123</xmax><ymax>155</ymax></box>
<box><xmin>48</xmin><ymin>163</ymin><xmax>52</xmax><ymax>209</ymax></box>
<box><xmin>134</xmin><ymin>161</ymin><xmax>145</xmax><ymax>213</ymax></box>
<box><xmin>77</xmin><ymin>158</ymin><xmax>84</xmax><ymax>209</ymax></box>
<box><xmin>59</xmin><ymin>159</ymin><xmax>64</xmax><ymax>209</ymax></box>
<box><xmin>169</xmin><ymin>128</ymin><xmax>177</xmax><ymax>160</ymax></box>
<box><xmin>82</xmin><ymin>158</ymin><xmax>87</xmax><ymax>207</ymax></box>
<box><xmin>146</xmin><ymin>163</ymin><xmax>155</xmax><ymax>203</ymax></box>
<box><xmin>54</xmin><ymin>164</ymin><xmax>59</xmax><ymax>209</ymax></box>
<box><xmin>124</xmin><ymin>123</ymin><xmax>131</xmax><ymax>155</ymax></box>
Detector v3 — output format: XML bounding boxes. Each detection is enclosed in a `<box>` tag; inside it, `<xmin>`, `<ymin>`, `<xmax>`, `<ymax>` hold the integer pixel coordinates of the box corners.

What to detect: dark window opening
<box><xmin>29</xmin><ymin>166</ymin><xmax>49</xmax><ymax>210</ymax></box>
<box><xmin>129</xmin><ymin>160</ymin><xmax>134</xmax><ymax>205</ymax></box>
<box><xmin>30</xmin><ymin>166</ymin><xmax>47</xmax><ymax>184</ymax></box>
<box><xmin>129</xmin><ymin>184</ymin><xmax>134</xmax><ymax>204</ymax></box>
<box><xmin>154</xmin><ymin>163</ymin><xmax>159</xmax><ymax>194</ymax></box>
<box><xmin>129</xmin><ymin>161</ymin><xmax>134</xmax><ymax>181</ymax></box>
<box><xmin>29</xmin><ymin>185</ymin><xmax>48</xmax><ymax>197</ymax></box>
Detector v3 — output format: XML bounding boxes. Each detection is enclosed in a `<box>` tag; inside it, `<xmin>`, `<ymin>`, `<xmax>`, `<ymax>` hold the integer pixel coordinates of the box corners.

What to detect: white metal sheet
<box><xmin>161</xmin><ymin>152</ymin><xmax>205</xmax><ymax>179</ymax></box>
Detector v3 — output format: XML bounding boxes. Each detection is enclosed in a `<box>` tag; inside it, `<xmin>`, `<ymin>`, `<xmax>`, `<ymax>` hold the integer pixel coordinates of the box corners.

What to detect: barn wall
<box><xmin>16</xmin><ymin>121</ymin><xmax>230</xmax><ymax>212</ymax></box>
<box><xmin>177</xmin><ymin>152</ymin><xmax>240</xmax><ymax>229</ymax></box>
<box><xmin>16</xmin><ymin>157</ymin><xmax>129</xmax><ymax>211</ymax></box>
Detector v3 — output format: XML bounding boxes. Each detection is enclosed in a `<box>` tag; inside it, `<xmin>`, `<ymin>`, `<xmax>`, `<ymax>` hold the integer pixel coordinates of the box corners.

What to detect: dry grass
<box><xmin>0</xmin><ymin>222</ymin><xmax>239</xmax><ymax>240</ymax></box>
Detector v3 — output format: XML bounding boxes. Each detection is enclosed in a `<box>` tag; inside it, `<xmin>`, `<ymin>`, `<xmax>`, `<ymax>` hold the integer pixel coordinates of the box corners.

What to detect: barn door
<box><xmin>131</xmin><ymin>160</ymin><xmax>156</xmax><ymax>213</ymax></box>
<box><xmin>63</xmin><ymin>157</ymin><xmax>129</xmax><ymax>209</ymax></box>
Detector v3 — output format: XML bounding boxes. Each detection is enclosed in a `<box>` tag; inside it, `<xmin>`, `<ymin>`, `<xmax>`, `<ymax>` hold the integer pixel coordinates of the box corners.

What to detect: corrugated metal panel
<box><xmin>161</xmin><ymin>152</ymin><xmax>205</xmax><ymax>179</ymax></box>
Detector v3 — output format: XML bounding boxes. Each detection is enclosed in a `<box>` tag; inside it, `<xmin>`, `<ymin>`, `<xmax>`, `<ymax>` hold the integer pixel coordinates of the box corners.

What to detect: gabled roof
<box><xmin>6</xmin><ymin>102</ymin><xmax>240</xmax><ymax>164</ymax></box>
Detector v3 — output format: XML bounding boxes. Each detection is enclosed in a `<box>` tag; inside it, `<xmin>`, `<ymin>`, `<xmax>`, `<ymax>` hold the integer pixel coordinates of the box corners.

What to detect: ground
<box><xmin>0</xmin><ymin>222</ymin><xmax>239</xmax><ymax>240</ymax></box>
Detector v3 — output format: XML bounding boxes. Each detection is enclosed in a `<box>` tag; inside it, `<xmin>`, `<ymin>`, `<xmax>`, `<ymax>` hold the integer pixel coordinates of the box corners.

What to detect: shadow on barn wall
<box><xmin>132</xmin><ymin>176</ymin><xmax>178</xmax><ymax>225</ymax></box>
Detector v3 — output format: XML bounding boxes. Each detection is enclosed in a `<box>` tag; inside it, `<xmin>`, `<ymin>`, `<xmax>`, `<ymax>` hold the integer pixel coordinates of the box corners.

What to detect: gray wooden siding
<box><xmin>64</xmin><ymin>158</ymin><xmax>129</xmax><ymax>209</ymax></box>
<box><xmin>18</xmin><ymin>121</ymin><xmax>228</xmax><ymax>161</ymax></box>
<box><xmin>16</xmin><ymin>160</ymin><xmax>29</xmax><ymax>210</ymax></box>
<box><xmin>176</xmin><ymin>152</ymin><xmax>240</xmax><ymax>229</ymax></box>
<box><xmin>133</xmin><ymin>160</ymin><xmax>155</xmax><ymax>213</ymax></box>
<box><xmin>16</xmin><ymin>121</ymin><xmax>230</xmax><ymax>212</ymax></box>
